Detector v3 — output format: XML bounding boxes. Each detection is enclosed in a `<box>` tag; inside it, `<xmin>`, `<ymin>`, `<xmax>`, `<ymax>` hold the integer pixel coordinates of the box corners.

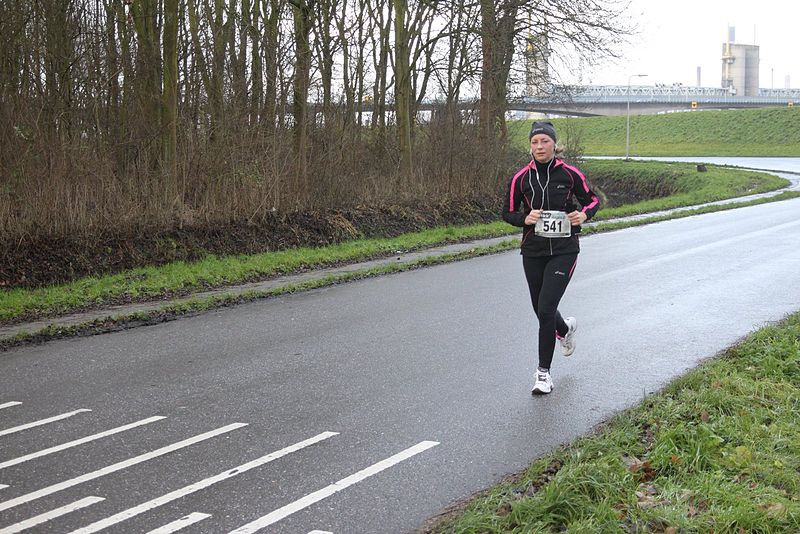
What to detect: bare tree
<box><xmin>393</xmin><ymin>0</ymin><xmax>413</xmax><ymax>177</ymax></box>
<box><xmin>261</xmin><ymin>0</ymin><xmax>283</xmax><ymax>130</ymax></box>
<box><xmin>479</xmin><ymin>0</ymin><xmax>516</xmax><ymax>144</ymax></box>
<box><xmin>367</xmin><ymin>0</ymin><xmax>392</xmax><ymax>131</ymax></box>
<box><xmin>313</xmin><ymin>0</ymin><xmax>338</xmax><ymax>126</ymax></box>
<box><xmin>129</xmin><ymin>0</ymin><xmax>162</xmax><ymax>155</ymax></box>
<box><xmin>479</xmin><ymin>0</ymin><xmax>628</xmax><ymax>144</ymax></box>
<box><xmin>393</xmin><ymin>0</ymin><xmax>439</xmax><ymax>179</ymax></box>
<box><xmin>289</xmin><ymin>0</ymin><xmax>315</xmax><ymax>197</ymax></box>
<box><xmin>162</xmin><ymin>0</ymin><xmax>179</xmax><ymax>177</ymax></box>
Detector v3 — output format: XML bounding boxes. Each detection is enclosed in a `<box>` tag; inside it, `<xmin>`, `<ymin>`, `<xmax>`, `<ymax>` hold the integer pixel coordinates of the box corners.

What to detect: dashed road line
<box><xmin>0</xmin><ymin>485</ymin><xmax>8</xmax><ymax>490</ymax></box>
<box><xmin>0</xmin><ymin>423</ymin><xmax>247</xmax><ymax>513</ymax></box>
<box><xmin>0</xmin><ymin>416</ymin><xmax>167</xmax><ymax>470</ymax></box>
<box><xmin>228</xmin><ymin>440</ymin><xmax>440</xmax><ymax>533</ymax></box>
<box><xmin>0</xmin><ymin>402</ymin><xmax>22</xmax><ymax>411</ymax></box>
<box><xmin>0</xmin><ymin>496</ymin><xmax>104</xmax><ymax>534</ymax></box>
<box><xmin>145</xmin><ymin>512</ymin><xmax>211</xmax><ymax>534</ymax></box>
<box><xmin>67</xmin><ymin>431</ymin><xmax>339</xmax><ymax>534</ymax></box>
<box><xmin>0</xmin><ymin>409</ymin><xmax>92</xmax><ymax>438</ymax></box>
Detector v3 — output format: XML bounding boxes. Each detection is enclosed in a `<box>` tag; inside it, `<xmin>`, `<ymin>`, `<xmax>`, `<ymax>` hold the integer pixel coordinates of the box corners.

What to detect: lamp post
<box><xmin>625</xmin><ymin>74</ymin><xmax>648</xmax><ymax>160</ymax></box>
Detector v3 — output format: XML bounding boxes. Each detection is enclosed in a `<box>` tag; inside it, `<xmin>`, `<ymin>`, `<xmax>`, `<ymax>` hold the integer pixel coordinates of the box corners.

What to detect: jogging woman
<box><xmin>502</xmin><ymin>121</ymin><xmax>600</xmax><ymax>394</ymax></box>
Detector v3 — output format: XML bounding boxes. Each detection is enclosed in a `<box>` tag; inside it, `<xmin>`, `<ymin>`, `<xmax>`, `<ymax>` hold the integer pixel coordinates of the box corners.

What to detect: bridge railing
<box><xmin>520</xmin><ymin>85</ymin><xmax>800</xmax><ymax>105</ymax></box>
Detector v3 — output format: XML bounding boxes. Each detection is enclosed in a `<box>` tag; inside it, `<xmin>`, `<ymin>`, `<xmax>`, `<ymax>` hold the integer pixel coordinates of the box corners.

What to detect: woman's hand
<box><xmin>524</xmin><ymin>209</ymin><xmax>542</xmax><ymax>226</ymax></box>
<box><xmin>567</xmin><ymin>211</ymin><xmax>587</xmax><ymax>226</ymax></box>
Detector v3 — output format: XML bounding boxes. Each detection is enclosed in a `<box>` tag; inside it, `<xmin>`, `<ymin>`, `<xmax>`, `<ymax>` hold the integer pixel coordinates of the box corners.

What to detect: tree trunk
<box><xmin>116</xmin><ymin>0</ymin><xmax>134</xmax><ymax>168</ymax></box>
<box><xmin>239</xmin><ymin>0</ymin><xmax>251</xmax><ymax>117</ymax></box>
<box><xmin>129</xmin><ymin>0</ymin><xmax>162</xmax><ymax>165</ymax></box>
<box><xmin>394</xmin><ymin>0</ymin><xmax>412</xmax><ymax>178</ymax></box>
<box><xmin>290</xmin><ymin>0</ymin><xmax>314</xmax><ymax>200</ymax></box>
<box><xmin>103</xmin><ymin>0</ymin><xmax>121</xmax><ymax>143</ymax></box>
<box><xmin>316</xmin><ymin>0</ymin><xmax>335</xmax><ymax>127</ymax></box>
<box><xmin>334</xmin><ymin>0</ymin><xmax>353</xmax><ymax>128</ymax></box>
<box><xmin>352</xmin><ymin>6</ymin><xmax>367</xmax><ymax>132</ymax></box>
<box><xmin>479</xmin><ymin>0</ymin><xmax>516</xmax><ymax>145</ymax></box>
<box><xmin>250</xmin><ymin>0</ymin><xmax>263</xmax><ymax>126</ymax></box>
<box><xmin>161</xmin><ymin>0</ymin><xmax>179</xmax><ymax>178</ymax></box>
<box><xmin>210</xmin><ymin>0</ymin><xmax>226</xmax><ymax>134</ymax></box>
<box><xmin>263</xmin><ymin>0</ymin><xmax>281</xmax><ymax>131</ymax></box>
<box><xmin>369</xmin><ymin>0</ymin><xmax>391</xmax><ymax>131</ymax></box>
<box><xmin>479</xmin><ymin>0</ymin><xmax>497</xmax><ymax>144</ymax></box>
<box><xmin>43</xmin><ymin>0</ymin><xmax>74</xmax><ymax>140</ymax></box>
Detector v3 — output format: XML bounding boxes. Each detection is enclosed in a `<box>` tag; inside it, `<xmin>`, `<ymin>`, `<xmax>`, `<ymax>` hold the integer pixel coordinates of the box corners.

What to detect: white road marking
<box><xmin>0</xmin><ymin>409</ymin><xmax>91</xmax><ymax>437</ymax></box>
<box><xmin>0</xmin><ymin>423</ymin><xmax>247</xmax><ymax>513</ymax></box>
<box><xmin>307</xmin><ymin>531</ymin><xmax>333</xmax><ymax>534</ymax></box>
<box><xmin>0</xmin><ymin>496</ymin><xmax>104</xmax><ymax>534</ymax></box>
<box><xmin>0</xmin><ymin>416</ymin><xmax>167</xmax><ymax>470</ymax></box>
<box><xmin>145</xmin><ymin>512</ymin><xmax>211</xmax><ymax>534</ymax></box>
<box><xmin>0</xmin><ymin>485</ymin><xmax>8</xmax><ymax>490</ymax></box>
<box><xmin>228</xmin><ymin>440</ymin><xmax>440</xmax><ymax>533</ymax></box>
<box><xmin>68</xmin><ymin>431</ymin><xmax>339</xmax><ymax>534</ymax></box>
<box><xmin>0</xmin><ymin>402</ymin><xmax>22</xmax><ymax>411</ymax></box>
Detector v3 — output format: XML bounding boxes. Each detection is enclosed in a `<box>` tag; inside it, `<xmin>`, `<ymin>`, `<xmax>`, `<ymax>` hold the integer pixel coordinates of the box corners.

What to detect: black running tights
<box><xmin>522</xmin><ymin>253</ymin><xmax>578</xmax><ymax>370</ymax></box>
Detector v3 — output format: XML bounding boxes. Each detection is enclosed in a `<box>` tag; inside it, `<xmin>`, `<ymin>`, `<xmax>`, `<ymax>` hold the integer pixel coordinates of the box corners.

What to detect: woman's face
<box><xmin>530</xmin><ymin>134</ymin><xmax>555</xmax><ymax>163</ymax></box>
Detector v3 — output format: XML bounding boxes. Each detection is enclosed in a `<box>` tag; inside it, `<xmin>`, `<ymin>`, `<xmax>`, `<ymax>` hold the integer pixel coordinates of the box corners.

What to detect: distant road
<box><xmin>1</xmin><ymin>158</ymin><xmax>799</xmax><ymax>533</ymax></box>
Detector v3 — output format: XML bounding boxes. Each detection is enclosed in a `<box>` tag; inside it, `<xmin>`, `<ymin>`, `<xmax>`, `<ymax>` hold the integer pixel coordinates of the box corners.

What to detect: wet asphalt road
<box><xmin>1</xmin><ymin>161</ymin><xmax>799</xmax><ymax>533</ymax></box>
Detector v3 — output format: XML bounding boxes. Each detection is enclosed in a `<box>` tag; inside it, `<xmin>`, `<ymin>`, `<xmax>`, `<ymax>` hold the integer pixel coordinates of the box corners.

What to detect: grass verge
<box><xmin>425</xmin><ymin>311</ymin><xmax>800</xmax><ymax>533</ymax></box>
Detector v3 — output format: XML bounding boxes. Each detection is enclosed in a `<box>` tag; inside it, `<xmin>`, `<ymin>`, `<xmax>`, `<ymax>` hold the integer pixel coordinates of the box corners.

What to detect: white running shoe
<box><xmin>531</xmin><ymin>369</ymin><xmax>553</xmax><ymax>395</ymax></box>
<box><xmin>559</xmin><ymin>316</ymin><xmax>577</xmax><ymax>357</ymax></box>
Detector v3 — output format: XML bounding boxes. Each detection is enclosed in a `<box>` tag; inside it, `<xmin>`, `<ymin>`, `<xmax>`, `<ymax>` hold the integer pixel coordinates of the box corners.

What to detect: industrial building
<box><xmin>721</xmin><ymin>26</ymin><xmax>759</xmax><ymax>96</ymax></box>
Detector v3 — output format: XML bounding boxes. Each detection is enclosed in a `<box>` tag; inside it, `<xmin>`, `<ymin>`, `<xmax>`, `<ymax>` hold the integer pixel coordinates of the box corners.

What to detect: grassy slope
<box><xmin>581</xmin><ymin>160</ymin><xmax>789</xmax><ymax>219</ymax></box>
<box><xmin>510</xmin><ymin>107</ymin><xmax>800</xmax><ymax>157</ymax></box>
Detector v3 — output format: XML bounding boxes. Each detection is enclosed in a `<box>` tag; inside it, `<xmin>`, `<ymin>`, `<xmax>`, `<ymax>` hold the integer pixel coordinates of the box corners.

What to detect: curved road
<box><xmin>1</xmin><ymin>159</ymin><xmax>799</xmax><ymax>533</ymax></box>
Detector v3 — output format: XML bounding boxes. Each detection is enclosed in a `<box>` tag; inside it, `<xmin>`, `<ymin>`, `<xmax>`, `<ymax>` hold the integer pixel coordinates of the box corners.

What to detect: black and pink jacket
<box><xmin>502</xmin><ymin>158</ymin><xmax>600</xmax><ymax>257</ymax></box>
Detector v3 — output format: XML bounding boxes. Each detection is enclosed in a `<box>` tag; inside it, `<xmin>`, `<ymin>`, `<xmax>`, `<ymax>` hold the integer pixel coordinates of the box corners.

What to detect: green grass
<box><xmin>510</xmin><ymin>107</ymin><xmax>800</xmax><ymax>156</ymax></box>
<box><xmin>581</xmin><ymin>160</ymin><xmax>790</xmax><ymax>219</ymax></box>
<box><xmin>0</xmin><ymin>162</ymin><xmax>792</xmax><ymax>324</ymax></box>
<box><xmin>429</xmin><ymin>313</ymin><xmax>800</xmax><ymax>533</ymax></box>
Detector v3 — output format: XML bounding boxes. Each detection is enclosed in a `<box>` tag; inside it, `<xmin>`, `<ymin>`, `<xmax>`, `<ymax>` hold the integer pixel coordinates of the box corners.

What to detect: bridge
<box><xmin>508</xmin><ymin>85</ymin><xmax>800</xmax><ymax>116</ymax></box>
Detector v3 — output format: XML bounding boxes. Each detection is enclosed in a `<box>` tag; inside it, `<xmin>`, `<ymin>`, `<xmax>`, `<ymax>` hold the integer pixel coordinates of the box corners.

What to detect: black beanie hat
<box><xmin>529</xmin><ymin>121</ymin><xmax>557</xmax><ymax>143</ymax></box>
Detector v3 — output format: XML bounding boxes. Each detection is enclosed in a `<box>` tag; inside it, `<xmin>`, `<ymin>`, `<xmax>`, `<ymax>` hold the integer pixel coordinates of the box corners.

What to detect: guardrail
<box><xmin>520</xmin><ymin>85</ymin><xmax>800</xmax><ymax>105</ymax></box>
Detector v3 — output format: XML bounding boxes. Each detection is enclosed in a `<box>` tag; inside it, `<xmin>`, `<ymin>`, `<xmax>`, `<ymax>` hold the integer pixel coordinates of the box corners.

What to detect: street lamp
<box><xmin>626</xmin><ymin>74</ymin><xmax>648</xmax><ymax>160</ymax></box>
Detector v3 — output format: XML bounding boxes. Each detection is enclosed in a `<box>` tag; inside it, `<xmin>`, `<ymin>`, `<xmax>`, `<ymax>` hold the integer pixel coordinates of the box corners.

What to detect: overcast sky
<box><xmin>581</xmin><ymin>0</ymin><xmax>797</xmax><ymax>89</ymax></box>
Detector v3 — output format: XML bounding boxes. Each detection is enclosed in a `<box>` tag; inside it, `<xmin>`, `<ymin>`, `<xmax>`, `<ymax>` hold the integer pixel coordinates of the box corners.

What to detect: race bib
<box><xmin>534</xmin><ymin>210</ymin><xmax>571</xmax><ymax>238</ymax></box>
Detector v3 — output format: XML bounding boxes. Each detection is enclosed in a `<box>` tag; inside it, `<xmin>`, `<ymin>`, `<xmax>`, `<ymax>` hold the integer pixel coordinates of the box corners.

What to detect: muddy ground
<box><xmin>1</xmin><ymin>198</ymin><xmax>505</xmax><ymax>289</ymax></box>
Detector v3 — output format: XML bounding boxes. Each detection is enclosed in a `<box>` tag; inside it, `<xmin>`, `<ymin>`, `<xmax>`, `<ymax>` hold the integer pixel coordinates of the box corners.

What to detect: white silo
<box><xmin>721</xmin><ymin>26</ymin><xmax>760</xmax><ymax>96</ymax></box>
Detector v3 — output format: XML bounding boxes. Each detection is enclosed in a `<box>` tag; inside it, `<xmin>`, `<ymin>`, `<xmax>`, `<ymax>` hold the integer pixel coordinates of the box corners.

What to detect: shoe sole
<box><xmin>561</xmin><ymin>319</ymin><xmax>577</xmax><ymax>357</ymax></box>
